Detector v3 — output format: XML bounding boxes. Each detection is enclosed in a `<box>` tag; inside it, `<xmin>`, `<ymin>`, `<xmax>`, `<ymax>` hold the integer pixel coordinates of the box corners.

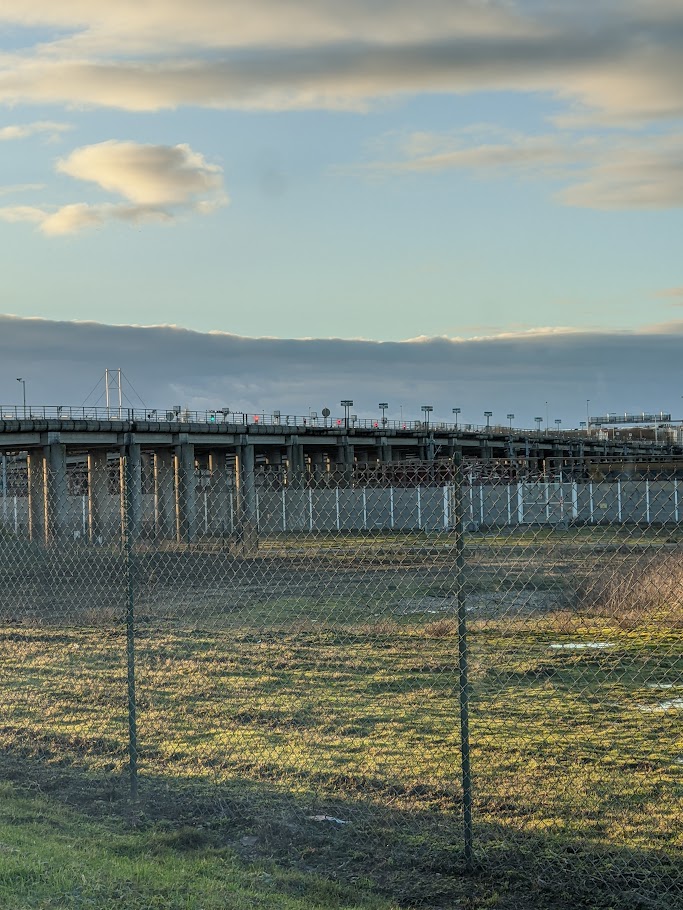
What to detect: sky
<box><xmin>0</xmin><ymin>1</ymin><xmax>682</xmax><ymax>425</ymax></box>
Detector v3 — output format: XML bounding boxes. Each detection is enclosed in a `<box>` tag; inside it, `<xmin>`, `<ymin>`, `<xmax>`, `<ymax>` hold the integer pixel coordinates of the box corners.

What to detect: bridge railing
<box><xmin>0</xmin><ymin>405</ymin><xmax>665</xmax><ymax>443</ymax></box>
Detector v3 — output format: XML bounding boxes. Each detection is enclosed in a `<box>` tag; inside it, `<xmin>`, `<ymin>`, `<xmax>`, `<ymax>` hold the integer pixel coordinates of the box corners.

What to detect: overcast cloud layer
<box><xmin>1</xmin><ymin>1</ymin><xmax>682</xmax><ymax>124</ymax></box>
<box><xmin>0</xmin><ymin>315</ymin><xmax>680</xmax><ymax>428</ymax></box>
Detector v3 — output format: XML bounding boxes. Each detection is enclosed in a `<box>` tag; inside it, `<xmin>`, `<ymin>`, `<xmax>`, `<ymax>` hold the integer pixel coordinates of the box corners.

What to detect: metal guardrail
<box><xmin>0</xmin><ymin>404</ymin><xmax>661</xmax><ymax>442</ymax></box>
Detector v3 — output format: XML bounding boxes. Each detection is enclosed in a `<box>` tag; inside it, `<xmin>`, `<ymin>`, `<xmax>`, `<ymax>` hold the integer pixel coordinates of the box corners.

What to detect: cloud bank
<box><xmin>348</xmin><ymin>128</ymin><xmax>683</xmax><ymax>210</ymax></box>
<box><xmin>0</xmin><ymin>1</ymin><xmax>682</xmax><ymax>126</ymax></box>
<box><xmin>0</xmin><ymin>141</ymin><xmax>228</xmax><ymax>234</ymax></box>
<box><xmin>0</xmin><ymin>315</ymin><xmax>679</xmax><ymax>426</ymax></box>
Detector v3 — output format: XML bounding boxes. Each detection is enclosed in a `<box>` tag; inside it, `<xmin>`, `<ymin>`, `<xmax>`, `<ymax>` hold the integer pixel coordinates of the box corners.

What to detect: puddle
<box><xmin>638</xmin><ymin>698</ymin><xmax>683</xmax><ymax>713</ymax></box>
<box><xmin>398</xmin><ymin>598</ymin><xmax>454</xmax><ymax>615</ymax></box>
<box><xmin>549</xmin><ymin>642</ymin><xmax>614</xmax><ymax>650</ymax></box>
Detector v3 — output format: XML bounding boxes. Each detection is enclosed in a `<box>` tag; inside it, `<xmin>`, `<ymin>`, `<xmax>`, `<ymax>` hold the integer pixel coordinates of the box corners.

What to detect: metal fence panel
<box><xmin>0</xmin><ymin>456</ymin><xmax>681</xmax><ymax>908</ymax></box>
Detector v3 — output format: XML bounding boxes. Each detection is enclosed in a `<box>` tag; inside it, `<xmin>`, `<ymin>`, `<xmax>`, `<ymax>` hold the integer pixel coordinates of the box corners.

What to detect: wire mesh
<box><xmin>0</xmin><ymin>451</ymin><xmax>681</xmax><ymax>907</ymax></box>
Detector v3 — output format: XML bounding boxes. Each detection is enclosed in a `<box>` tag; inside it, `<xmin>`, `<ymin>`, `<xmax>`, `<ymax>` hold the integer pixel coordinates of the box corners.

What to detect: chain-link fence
<box><xmin>0</xmin><ymin>455</ymin><xmax>681</xmax><ymax>908</ymax></box>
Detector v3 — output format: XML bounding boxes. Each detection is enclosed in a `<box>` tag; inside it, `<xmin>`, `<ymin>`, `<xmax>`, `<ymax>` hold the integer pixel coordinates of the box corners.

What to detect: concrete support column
<box><xmin>286</xmin><ymin>436</ymin><xmax>305</xmax><ymax>488</ymax></box>
<box><xmin>236</xmin><ymin>438</ymin><xmax>257</xmax><ymax>553</ymax></box>
<box><xmin>88</xmin><ymin>450</ymin><xmax>109</xmax><ymax>542</ymax></box>
<box><xmin>339</xmin><ymin>437</ymin><xmax>354</xmax><ymax>482</ymax></box>
<box><xmin>154</xmin><ymin>449</ymin><xmax>176</xmax><ymax>539</ymax></box>
<box><xmin>45</xmin><ymin>436</ymin><xmax>68</xmax><ymax>544</ymax></box>
<box><xmin>379</xmin><ymin>438</ymin><xmax>392</xmax><ymax>464</ymax></box>
<box><xmin>207</xmin><ymin>451</ymin><xmax>231</xmax><ymax>537</ymax></box>
<box><xmin>27</xmin><ymin>451</ymin><xmax>45</xmax><ymax>543</ymax></box>
<box><xmin>120</xmin><ymin>441</ymin><xmax>142</xmax><ymax>542</ymax></box>
<box><xmin>175</xmin><ymin>439</ymin><xmax>196</xmax><ymax>544</ymax></box>
<box><xmin>421</xmin><ymin>435</ymin><xmax>435</xmax><ymax>461</ymax></box>
<box><xmin>309</xmin><ymin>450</ymin><xmax>325</xmax><ymax>485</ymax></box>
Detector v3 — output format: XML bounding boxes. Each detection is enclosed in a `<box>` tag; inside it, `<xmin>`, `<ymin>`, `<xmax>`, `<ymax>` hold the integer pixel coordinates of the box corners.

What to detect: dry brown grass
<box><xmin>580</xmin><ymin>552</ymin><xmax>683</xmax><ymax>630</ymax></box>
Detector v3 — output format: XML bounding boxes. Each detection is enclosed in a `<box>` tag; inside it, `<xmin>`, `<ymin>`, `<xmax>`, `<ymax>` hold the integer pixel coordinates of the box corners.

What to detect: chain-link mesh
<box><xmin>0</xmin><ymin>452</ymin><xmax>681</xmax><ymax>907</ymax></box>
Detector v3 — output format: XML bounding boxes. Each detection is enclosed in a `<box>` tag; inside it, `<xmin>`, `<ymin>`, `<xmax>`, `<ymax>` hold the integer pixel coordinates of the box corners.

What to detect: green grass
<box><xmin>0</xmin><ymin>614</ymin><xmax>681</xmax><ymax>908</ymax></box>
<box><xmin>0</xmin><ymin>782</ymin><xmax>395</xmax><ymax>910</ymax></box>
<box><xmin>0</xmin><ymin>529</ymin><xmax>682</xmax><ymax>908</ymax></box>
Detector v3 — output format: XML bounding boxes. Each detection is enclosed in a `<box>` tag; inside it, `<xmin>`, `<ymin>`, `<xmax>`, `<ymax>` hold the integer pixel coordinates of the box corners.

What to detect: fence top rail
<box><xmin>0</xmin><ymin>404</ymin><xmax>664</xmax><ymax>443</ymax></box>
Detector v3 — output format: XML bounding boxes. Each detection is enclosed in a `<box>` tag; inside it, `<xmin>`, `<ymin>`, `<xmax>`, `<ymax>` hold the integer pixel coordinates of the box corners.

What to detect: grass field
<box><xmin>0</xmin><ymin>527</ymin><xmax>682</xmax><ymax>908</ymax></box>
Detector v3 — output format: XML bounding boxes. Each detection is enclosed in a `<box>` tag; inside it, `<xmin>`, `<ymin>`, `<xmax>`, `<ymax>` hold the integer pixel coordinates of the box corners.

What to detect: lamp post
<box><xmin>340</xmin><ymin>399</ymin><xmax>353</xmax><ymax>430</ymax></box>
<box><xmin>507</xmin><ymin>413</ymin><xmax>514</xmax><ymax>431</ymax></box>
<box><xmin>555</xmin><ymin>418</ymin><xmax>561</xmax><ymax>433</ymax></box>
<box><xmin>379</xmin><ymin>402</ymin><xmax>388</xmax><ymax>426</ymax></box>
<box><xmin>484</xmin><ymin>410</ymin><xmax>493</xmax><ymax>431</ymax></box>
<box><xmin>545</xmin><ymin>401</ymin><xmax>549</xmax><ymax>431</ymax></box>
<box><xmin>535</xmin><ymin>416</ymin><xmax>542</xmax><ymax>436</ymax></box>
<box><xmin>452</xmin><ymin>407</ymin><xmax>461</xmax><ymax>429</ymax></box>
<box><xmin>421</xmin><ymin>404</ymin><xmax>433</xmax><ymax>429</ymax></box>
<box><xmin>586</xmin><ymin>399</ymin><xmax>590</xmax><ymax>431</ymax></box>
<box><xmin>16</xmin><ymin>378</ymin><xmax>26</xmax><ymax>418</ymax></box>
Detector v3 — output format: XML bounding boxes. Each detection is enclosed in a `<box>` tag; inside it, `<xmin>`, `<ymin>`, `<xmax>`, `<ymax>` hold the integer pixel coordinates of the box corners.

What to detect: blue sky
<box><xmin>0</xmin><ymin>2</ymin><xmax>682</xmax><ymax>421</ymax></box>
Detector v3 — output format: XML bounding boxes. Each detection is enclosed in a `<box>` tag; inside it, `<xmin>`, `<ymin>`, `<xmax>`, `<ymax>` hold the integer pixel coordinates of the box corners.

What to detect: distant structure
<box><xmin>589</xmin><ymin>412</ymin><xmax>671</xmax><ymax>427</ymax></box>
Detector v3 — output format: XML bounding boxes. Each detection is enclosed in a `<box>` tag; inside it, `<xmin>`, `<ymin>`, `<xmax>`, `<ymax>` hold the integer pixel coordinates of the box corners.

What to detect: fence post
<box><xmin>454</xmin><ymin>454</ymin><xmax>474</xmax><ymax>870</ymax></box>
<box><xmin>122</xmin><ymin>454</ymin><xmax>139</xmax><ymax>800</ymax></box>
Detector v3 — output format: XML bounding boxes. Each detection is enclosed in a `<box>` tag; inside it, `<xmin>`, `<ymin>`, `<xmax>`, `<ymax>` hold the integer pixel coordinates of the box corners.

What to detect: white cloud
<box><xmin>57</xmin><ymin>141</ymin><xmax>226</xmax><ymax>207</ymax></box>
<box><xmin>0</xmin><ymin>183</ymin><xmax>45</xmax><ymax>197</ymax></box>
<box><xmin>557</xmin><ymin>135</ymin><xmax>683</xmax><ymax>209</ymax></box>
<box><xmin>350</xmin><ymin>128</ymin><xmax>683</xmax><ymax>210</ymax></box>
<box><xmin>0</xmin><ymin>120</ymin><xmax>71</xmax><ymax>141</ymax></box>
<box><xmin>351</xmin><ymin>129</ymin><xmax>587</xmax><ymax>177</ymax></box>
<box><xmin>0</xmin><ymin>140</ymin><xmax>228</xmax><ymax>235</ymax></box>
<box><xmin>0</xmin><ymin>2</ymin><xmax>540</xmax><ymax>54</ymax></box>
<box><xmin>655</xmin><ymin>287</ymin><xmax>683</xmax><ymax>300</ymax></box>
<box><xmin>0</xmin><ymin>2</ymin><xmax>681</xmax><ymax>125</ymax></box>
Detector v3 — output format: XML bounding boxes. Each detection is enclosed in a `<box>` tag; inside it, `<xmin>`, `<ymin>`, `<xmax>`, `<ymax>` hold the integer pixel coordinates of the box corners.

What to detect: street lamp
<box><xmin>16</xmin><ymin>378</ymin><xmax>26</xmax><ymax>418</ymax></box>
<box><xmin>507</xmin><ymin>413</ymin><xmax>514</xmax><ymax>430</ymax></box>
<box><xmin>586</xmin><ymin>399</ymin><xmax>590</xmax><ymax>430</ymax></box>
<box><xmin>378</xmin><ymin>402</ymin><xmax>388</xmax><ymax>426</ymax></box>
<box><xmin>545</xmin><ymin>401</ymin><xmax>549</xmax><ymax>431</ymax></box>
<box><xmin>340</xmin><ymin>399</ymin><xmax>353</xmax><ymax>430</ymax></box>
<box><xmin>452</xmin><ymin>407</ymin><xmax>461</xmax><ymax>429</ymax></box>
<box><xmin>484</xmin><ymin>410</ymin><xmax>493</xmax><ymax>431</ymax></box>
<box><xmin>555</xmin><ymin>418</ymin><xmax>561</xmax><ymax>433</ymax></box>
<box><xmin>535</xmin><ymin>416</ymin><xmax>543</xmax><ymax>435</ymax></box>
<box><xmin>421</xmin><ymin>404</ymin><xmax>433</xmax><ymax>428</ymax></box>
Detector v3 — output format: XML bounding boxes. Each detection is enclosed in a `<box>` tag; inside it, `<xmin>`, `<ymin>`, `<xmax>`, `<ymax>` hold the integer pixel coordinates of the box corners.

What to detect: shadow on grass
<box><xmin>0</xmin><ymin>749</ymin><xmax>680</xmax><ymax>910</ymax></box>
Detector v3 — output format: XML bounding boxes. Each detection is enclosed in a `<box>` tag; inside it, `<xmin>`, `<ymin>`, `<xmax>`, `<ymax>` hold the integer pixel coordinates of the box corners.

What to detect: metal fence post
<box><xmin>454</xmin><ymin>454</ymin><xmax>474</xmax><ymax>870</ymax></box>
<box><xmin>123</xmin><ymin>454</ymin><xmax>139</xmax><ymax>799</ymax></box>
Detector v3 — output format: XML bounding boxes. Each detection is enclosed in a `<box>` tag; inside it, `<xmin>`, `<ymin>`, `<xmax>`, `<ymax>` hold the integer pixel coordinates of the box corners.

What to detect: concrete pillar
<box><xmin>286</xmin><ymin>436</ymin><xmax>305</xmax><ymax>488</ymax></box>
<box><xmin>27</xmin><ymin>451</ymin><xmax>45</xmax><ymax>543</ymax></box>
<box><xmin>424</xmin><ymin>435</ymin><xmax>435</xmax><ymax>461</ymax></box>
<box><xmin>120</xmin><ymin>441</ymin><xmax>142</xmax><ymax>542</ymax></box>
<box><xmin>154</xmin><ymin>449</ymin><xmax>176</xmax><ymax>539</ymax></box>
<box><xmin>207</xmin><ymin>451</ymin><xmax>232</xmax><ymax>537</ymax></box>
<box><xmin>339</xmin><ymin>437</ymin><xmax>354</xmax><ymax>482</ymax></box>
<box><xmin>88</xmin><ymin>450</ymin><xmax>109</xmax><ymax>542</ymax></box>
<box><xmin>379</xmin><ymin>438</ymin><xmax>392</xmax><ymax>464</ymax></box>
<box><xmin>45</xmin><ymin>436</ymin><xmax>68</xmax><ymax>544</ymax></box>
<box><xmin>309</xmin><ymin>450</ymin><xmax>326</xmax><ymax>485</ymax></box>
<box><xmin>236</xmin><ymin>438</ymin><xmax>257</xmax><ymax>553</ymax></box>
<box><xmin>175</xmin><ymin>440</ymin><xmax>196</xmax><ymax>544</ymax></box>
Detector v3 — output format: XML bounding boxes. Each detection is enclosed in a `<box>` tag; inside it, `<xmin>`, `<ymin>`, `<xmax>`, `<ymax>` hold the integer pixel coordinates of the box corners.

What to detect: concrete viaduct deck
<box><xmin>0</xmin><ymin>413</ymin><xmax>676</xmax><ymax>547</ymax></box>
